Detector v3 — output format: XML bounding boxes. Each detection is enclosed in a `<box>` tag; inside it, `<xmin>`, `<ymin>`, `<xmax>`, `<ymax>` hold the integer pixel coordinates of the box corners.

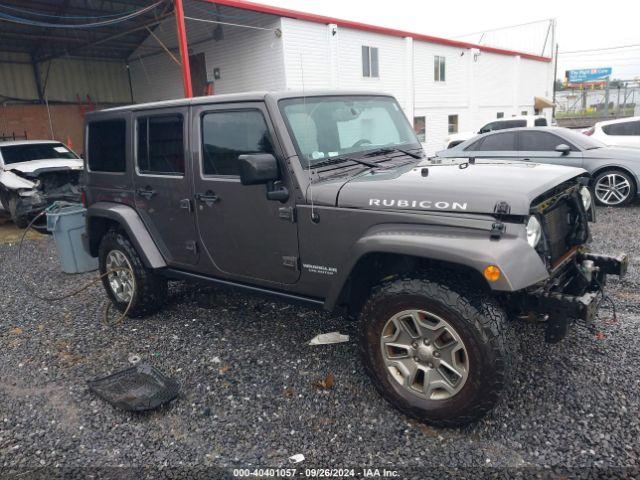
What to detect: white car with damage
<box><xmin>0</xmin><ymin>140</ymin><xmax>83</xmax><ymax>228</ymax></box>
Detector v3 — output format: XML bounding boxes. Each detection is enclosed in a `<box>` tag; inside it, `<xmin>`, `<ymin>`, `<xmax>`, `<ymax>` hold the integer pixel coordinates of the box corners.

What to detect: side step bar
<box><xmin>161</xmin><ymin>268</ymin><xmax>325</xmax><ymax>308</ymax></box>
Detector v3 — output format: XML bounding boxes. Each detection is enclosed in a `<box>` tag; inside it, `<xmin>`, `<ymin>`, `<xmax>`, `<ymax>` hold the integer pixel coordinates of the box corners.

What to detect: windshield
<box><xmin>0</xmin><ymin>143</ymin><xmax>78</xmax><ymax>165</ymax></box>
<box><xmin>558</xmin><ymin>129</ymin><xmax>607</xmax><ymax>150</ymax></box>
<box><xmin>279</xmin><ymin>96</ymin><xmax>419</xmax><ymax>167</ymax></box>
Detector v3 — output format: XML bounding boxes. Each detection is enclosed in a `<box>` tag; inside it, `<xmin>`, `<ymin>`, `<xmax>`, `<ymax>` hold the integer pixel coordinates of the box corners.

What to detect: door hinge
<box><xmin>490</xmin><ymin>222</ymin><xmax>505</xmax><ymax>239</ymax></box>
<box><xmin>282</xmin><ymin>255</ymin><xmax>299</xmax><ymax>270</ymax></box>
<box><xmin>278</xmin><ymin>206</ymin><xmax>297</xmax><ymax>223</ymax></box>
<box><xmin>185</xmin><ymin>240</ymin><xmax>198</xmax><ymax>254</ymax></box>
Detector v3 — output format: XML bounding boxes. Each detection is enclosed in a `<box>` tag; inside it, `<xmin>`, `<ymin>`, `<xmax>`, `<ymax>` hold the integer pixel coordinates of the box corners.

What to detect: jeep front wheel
<box><xmin>98</xmin><ymin>229</ymin><xmax>167</xmax><ymax>318</ymax></box>
<box><xmin>359</xmin><ymin>275</ymin><xmax>515</xmax><ymax>427</ymax></box>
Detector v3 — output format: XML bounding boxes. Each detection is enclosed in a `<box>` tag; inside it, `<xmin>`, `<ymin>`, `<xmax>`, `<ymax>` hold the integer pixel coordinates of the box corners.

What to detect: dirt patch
<box><xmin>0</xmin><ymin>222</ymin><xmax>44</xmax><ymax>245</ymax></box>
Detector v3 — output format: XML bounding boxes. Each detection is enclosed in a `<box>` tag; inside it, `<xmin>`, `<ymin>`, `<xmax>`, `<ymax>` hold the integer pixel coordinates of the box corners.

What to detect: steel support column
<box><xmin>174</xmin><ymin>0</ymin><xmax>192</xmax><ymax>98</ymax></box>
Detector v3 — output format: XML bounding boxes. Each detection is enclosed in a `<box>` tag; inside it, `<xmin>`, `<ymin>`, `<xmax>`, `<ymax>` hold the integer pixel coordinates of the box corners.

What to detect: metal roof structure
<box><xmin>0</xmin><ymin>0</ymin><xmax>174</xmax><ymax>63</ymax></box>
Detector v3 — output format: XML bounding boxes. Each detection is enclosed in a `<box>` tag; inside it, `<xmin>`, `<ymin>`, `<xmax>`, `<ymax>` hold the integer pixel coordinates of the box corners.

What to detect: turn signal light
<box><xmin>483</xmin><ymin>265</ymin><xmax>501</xmax><ymax>282</ymax></box>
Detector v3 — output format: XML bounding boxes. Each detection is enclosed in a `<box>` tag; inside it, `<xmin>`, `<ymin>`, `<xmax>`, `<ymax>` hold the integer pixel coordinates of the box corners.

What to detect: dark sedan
<box><xmin>436</xmin><ymin>127</ymin><xmax>640</xmax><ymax>206</ymax></box>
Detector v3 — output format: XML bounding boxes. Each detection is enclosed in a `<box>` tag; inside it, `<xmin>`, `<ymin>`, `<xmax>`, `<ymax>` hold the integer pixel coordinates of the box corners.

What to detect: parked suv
<box><xmin>446</xmin><ymin>115</ymin><xmax>548</xmax><ymax>149</ymax></box>
<box><xmin>584</xmin><ymin>116</ymin><xmax>640</xmax><ymax>149</ymax></box>
<box><xmin>83</xmin><ymin>91</ymin><xmax>626</xmax><ymax>426</ymax></box>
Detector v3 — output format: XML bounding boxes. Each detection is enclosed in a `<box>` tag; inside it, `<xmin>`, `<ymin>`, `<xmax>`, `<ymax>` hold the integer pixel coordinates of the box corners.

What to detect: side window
<box><xmin>88</xmin><ymin>119</ymin><xmax>126</xmax><ymax>173</ymax></box>
<box><xmin>479</xmin><ymin>122</ymin><xmax>496</xmax><ymax>133</ymax></box>
<box><xmin>137</xmin><ymin>115</ymin><xmax>184</xmax><ymax>175</ymax></box>
<box><xmin>473</xmin><ymin>132</ymin><xmax>516</xmax><ymax>151</ymax></box>
<box><xmin>603</xmin><ymin>121</ymin><xmax>640</xmax><ymax>136</ymax></box>
<box><xmin>519</xmin><ymin>131</ymin><xmax>572</xmax><ymax>151</ymax></box>
<box><xmin>534</xmin><ymin>118</ymin><xmax>548</xmax><ymax>127</ymax></box>
<box><xmin>201</xmin><ymin>110</ymin><xmax>274</xmax><ymax>176</ymax></box>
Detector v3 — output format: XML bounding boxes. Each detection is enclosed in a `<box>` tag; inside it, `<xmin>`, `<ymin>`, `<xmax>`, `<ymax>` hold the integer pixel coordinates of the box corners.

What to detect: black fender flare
<box><xmin>323</xmin><ymin>223</ymin><xmax>549</xmax><ymax>310</ymax></box>
<box><xmin>86</xmin><ymin>202</ymin><xmax>166</xmax><ymax>269</ymax></box>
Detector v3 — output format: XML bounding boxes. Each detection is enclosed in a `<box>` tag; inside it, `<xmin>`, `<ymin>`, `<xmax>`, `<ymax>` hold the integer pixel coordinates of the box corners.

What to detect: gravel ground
<box><xmin>1</xmin><ymin>204</ymin><xmax>639</xmax><ymax>478</ymax></box>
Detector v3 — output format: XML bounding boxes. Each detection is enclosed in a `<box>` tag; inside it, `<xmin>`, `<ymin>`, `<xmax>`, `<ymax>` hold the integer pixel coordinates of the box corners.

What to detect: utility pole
<box><xmin>552</xmin><ymin>42</ymin><xmax>559</xmax><ymax>119</ymax></box>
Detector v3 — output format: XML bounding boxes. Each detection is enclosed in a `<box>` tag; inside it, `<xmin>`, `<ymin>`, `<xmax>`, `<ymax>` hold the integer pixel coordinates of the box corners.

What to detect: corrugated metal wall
<box><xmin>0</xmin><ymin>51</ymin><xmax>132</xmax><ymax>104</ymax></box>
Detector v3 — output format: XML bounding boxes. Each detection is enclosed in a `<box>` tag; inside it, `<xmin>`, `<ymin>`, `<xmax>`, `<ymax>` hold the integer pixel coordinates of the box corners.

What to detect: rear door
<box><xmin>463</xmin><ymin>131</ymin><xmax>519</xmax><ymax>159</ymax></box>
<box><xmin>516</xmin><ymin>130</ymin><xmax>583</xmax><ymax>167</ymax></box>
<box><xmin>191</xmin><ymin>102</ymin><xmax>300</xmax><ymax>285</ymax></box>
<box><xmin>132</xmin><ymin>107</ymin><xmax>199</xmax><ymax>267</ymax></box>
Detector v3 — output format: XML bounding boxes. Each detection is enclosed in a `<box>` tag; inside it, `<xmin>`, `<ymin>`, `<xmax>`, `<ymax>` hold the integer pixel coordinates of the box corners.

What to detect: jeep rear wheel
<box><xmin>98</xmin><ymin>229</ymin><xmax>167</xmax><ymax>318</ymax></box>
<box><xmin>359</xmin><ymin>274</ymin><xmax>515</xmax><ymax>427</ymax></box>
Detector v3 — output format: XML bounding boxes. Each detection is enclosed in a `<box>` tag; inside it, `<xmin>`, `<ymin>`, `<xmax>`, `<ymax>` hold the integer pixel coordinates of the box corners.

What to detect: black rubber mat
<box><xmin>87</xmin><ymin>363</ymin><xmax>180</xmax><ymax>411</ymax></box>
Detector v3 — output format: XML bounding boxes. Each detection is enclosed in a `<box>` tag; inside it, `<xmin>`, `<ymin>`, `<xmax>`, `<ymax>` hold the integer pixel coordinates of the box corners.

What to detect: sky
<box><xmin>250</xmin><ymin>0</ymin><xmax>640</xmax><ymax>81</ymax></box>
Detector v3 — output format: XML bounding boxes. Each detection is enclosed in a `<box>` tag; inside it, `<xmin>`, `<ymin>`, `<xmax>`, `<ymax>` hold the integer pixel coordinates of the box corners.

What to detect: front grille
<box><xmin>543</xmin><ymin>201</ymin><xmax>573</xmax><ymax>264</ymax></box>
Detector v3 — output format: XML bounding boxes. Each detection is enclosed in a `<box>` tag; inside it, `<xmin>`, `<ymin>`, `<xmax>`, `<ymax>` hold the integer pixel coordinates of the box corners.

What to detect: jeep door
<box><xmin>132</xmin><ymin>107</ymin><xmax>199</xmax><ymax>267</ymax></box>
<box><xmin>191</xmin><ymin>102</ymin><xmax>300</xmax><ymax>285</ymax></box>
<box><xmin>516</xmin><ymin>130</ymin><xmax>583</xmax><ymax>167</ymax></box>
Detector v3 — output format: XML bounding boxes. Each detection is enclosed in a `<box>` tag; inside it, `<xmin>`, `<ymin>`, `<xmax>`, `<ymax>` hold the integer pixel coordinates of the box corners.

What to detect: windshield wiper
<box><xmin>363</xmin><ymin>147</ymin><xmax>424</xmax><ymax>159</ymax></box>
<box><xmin>312</xmin><ymin>156</ymin><xmax>379</xmax><ymax>169</ymax></box>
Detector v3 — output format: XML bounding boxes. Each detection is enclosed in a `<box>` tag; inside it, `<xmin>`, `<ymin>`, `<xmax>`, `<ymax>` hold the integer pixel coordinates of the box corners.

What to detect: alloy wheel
<box><xmin>380</xmin><ymin>309</ymin><xmax>469</xmax><ymax>400</ymax></box>
<box><xmin>105</xmin><ymin>250</ymin><xmax>135</xmax><ymax>303</ymax></box>
<box><xmin>595</xmin><ymin>173</ymin><xmax>631</xmax><ymax>206</ymax></box>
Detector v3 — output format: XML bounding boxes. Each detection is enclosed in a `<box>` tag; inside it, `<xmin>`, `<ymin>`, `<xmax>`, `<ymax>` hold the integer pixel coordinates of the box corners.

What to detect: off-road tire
<box><xmin>98</xmin><ymin>229</ymin><xmax>167</xmax><ymax>318</ymax></box>
<box><xmin>358</xmin><ymin>273</ymin><xmax>517</xmax><ymax>427</ymax></box>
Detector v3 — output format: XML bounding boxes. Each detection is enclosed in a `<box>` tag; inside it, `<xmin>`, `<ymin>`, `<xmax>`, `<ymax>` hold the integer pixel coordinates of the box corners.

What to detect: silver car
<box><xmin>436</xmin><ymin>127</ymin><xmax>640</xmax><ymax>206</ymax></box>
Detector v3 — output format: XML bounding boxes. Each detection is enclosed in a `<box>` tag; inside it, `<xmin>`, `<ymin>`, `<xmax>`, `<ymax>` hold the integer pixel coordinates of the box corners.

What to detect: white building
<box><xmin>128</xmin><ymin>0</ymin><xmax>555</xmax><ymax>152</ymax></box>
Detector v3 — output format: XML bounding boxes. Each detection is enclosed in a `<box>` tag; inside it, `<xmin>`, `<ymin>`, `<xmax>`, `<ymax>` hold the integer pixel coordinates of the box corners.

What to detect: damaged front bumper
<box><xmin>13</xmin><ymin>186</ymin><xmax>81</xmax><ymax>218</ymax></box>
<box><xmin>516</xmin><ymin>252</ymin><xmax>628</xmax><ymax>343</ymax></box>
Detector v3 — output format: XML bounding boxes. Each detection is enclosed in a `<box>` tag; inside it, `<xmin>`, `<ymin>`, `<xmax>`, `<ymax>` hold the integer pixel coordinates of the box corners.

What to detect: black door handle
<box><xmin>136</xmin><ymin>187</ymin><xmax>156</xmax><ymax>199</ymax></box>
<box><xmin>196</xmin><ymin>191</ymin><xmax>220</xmax><ymax>206</ymax></box>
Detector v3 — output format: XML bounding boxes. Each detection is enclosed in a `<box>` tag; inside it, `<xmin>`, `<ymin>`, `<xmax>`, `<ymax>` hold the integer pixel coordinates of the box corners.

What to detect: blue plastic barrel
<box><xmin>46</xmin><ymin>203</ymin><xmax>98</xmax><ymax>274</ymax></box>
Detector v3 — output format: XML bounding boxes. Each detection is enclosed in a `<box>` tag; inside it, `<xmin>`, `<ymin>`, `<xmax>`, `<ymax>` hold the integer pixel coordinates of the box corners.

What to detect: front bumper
<box><xmin>517</xmin><ymin>252</ymin><xmax>628</xmax><ymax>343</ymax></box>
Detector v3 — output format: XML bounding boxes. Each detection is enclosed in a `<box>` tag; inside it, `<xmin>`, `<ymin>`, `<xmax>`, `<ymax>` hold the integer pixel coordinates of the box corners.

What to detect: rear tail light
<box><xmin>584</xmin><ymin>127</ymin><xmax>594</xmax><ymax>136</ymax></box>
<box><xmin>81</xmin><ymin>190</ymin><xmax>87</xmax><ymax>208</ymax></box>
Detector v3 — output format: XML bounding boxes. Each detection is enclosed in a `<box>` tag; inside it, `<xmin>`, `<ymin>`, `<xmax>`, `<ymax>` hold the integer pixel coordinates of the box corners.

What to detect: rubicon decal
<box><xmin>369</xmin><ymin>199</ymin><xmax>468</xmax><ymax>210</ymax></box>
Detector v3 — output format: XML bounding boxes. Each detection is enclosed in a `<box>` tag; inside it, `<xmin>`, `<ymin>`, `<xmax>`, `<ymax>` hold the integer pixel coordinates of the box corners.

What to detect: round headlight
<box><xmin>580</xmin><ymin>186</ymin><xmax>592</xmax><ymax>211</ymax></box>
<box><xmin>526</xmin><ymin>216</ymin><xmax>542</xmax><ymax>248</ymax></box>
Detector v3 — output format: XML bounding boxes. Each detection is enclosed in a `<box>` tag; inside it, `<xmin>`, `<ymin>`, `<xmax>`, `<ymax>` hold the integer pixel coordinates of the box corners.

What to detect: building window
<box><xmin>434</xmin><ymin>55</ymin><xmax>445</xmax><ymax>82</ymax></box>
<box><xmin>497</xmin><ymin>112</ymin><xmax>504</xmax><ymax>119</ymax></box>
<box><xmin>137</xmin><ymin>115</ymin><xmax>184</xmax><ymax>175</ymax></box>
<box><xmin>88</xmin><ymin>119</ymin><xmax>126</xmax><ymax>173</ymax></box>
<box><xmin>521</xmin><ymin>110</ymin><xmax>528</xmax><ymax>116</ymax></box>
<box><xmin>413</xmin><ymin>116</ymin><xmax>426</xmax><ymax>142</ymax></box>
<box><xmin>362</xmin><ymin>46</ymin><xmax>379</xmax><ymax>78</ymax></box>
<box><xmin>448</xmin><ymin>115</ymin><xmax>458</xmax><ymax>134</ymax></box>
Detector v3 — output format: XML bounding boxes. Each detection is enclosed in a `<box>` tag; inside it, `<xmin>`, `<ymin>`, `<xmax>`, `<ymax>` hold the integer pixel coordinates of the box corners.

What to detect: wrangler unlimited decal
<box><xmin>369</xmin><ymin>199</ymin><xmax>468</xmax><ymax>210</ymax></box>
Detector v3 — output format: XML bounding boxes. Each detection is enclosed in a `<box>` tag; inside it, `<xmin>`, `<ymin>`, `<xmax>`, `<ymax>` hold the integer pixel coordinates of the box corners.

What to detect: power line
<box><xmin>453</xmin><ymin>18</ymin><xmax>552</xmax><ymax>39</ymax></box>
<box><xmin>0</xmin><ymin>3</ymin><xmax>136</xmax><ymax>19</ymax></box>
<box><xmin>558</xmin><ymin>43</ymin><xmax>640</xmax><ymax>55</ymax></box>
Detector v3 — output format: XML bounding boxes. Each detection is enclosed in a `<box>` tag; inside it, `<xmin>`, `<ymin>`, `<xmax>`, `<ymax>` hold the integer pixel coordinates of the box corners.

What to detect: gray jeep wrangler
<box><xmin>83</xmin><ymin>91</ymin><xmax>627</xmax><ymax>426</ymax></box>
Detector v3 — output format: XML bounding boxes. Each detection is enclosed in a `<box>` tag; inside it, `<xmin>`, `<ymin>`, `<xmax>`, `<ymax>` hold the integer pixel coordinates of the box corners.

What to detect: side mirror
<box><xmin>238</xmin><ymin>153</ymin><xmax>289</xmax><ymax>202</ymax></box>
<box><xmin>238</xmin><ymin>154</ymin><xmax>279</xmax><ymax>185</ymax></box>
<box><xmin>555</xmin><ymin>144</ymin><xmax>571</xmax><ymax>155</ymax></box>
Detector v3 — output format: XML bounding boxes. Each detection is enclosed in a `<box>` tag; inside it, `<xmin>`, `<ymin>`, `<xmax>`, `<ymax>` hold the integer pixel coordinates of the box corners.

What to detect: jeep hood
<box><xmin>3</xmin><ymin>158</ymin><xmax>83</xmax><ymax>175</ymax></box>
<box><xmin>310</xmin><ymin>159</ymin><xmax>586</xmax><ymax>216</ymax></box>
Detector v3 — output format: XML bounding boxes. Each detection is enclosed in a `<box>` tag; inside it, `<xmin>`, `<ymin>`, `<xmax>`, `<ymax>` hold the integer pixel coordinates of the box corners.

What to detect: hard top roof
<box><xmin>87</xmin><ymin>90</ymin><xmax>397</xmax><ymax>117</ymax></box>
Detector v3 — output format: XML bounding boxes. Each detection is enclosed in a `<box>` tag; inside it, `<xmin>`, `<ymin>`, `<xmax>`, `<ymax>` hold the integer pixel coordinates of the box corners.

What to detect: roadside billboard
<box><xmin>566</xmin><ymin>68</ymin><xmax>612</xmax><ymax>83</ymax></box>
